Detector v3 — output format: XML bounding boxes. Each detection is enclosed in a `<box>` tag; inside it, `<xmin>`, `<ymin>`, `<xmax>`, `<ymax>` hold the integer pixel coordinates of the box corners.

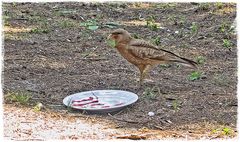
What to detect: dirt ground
<box><xmin>3</xmin><ymin>2</ymin><xmax>237</xmax><ymax>140</ymax></box>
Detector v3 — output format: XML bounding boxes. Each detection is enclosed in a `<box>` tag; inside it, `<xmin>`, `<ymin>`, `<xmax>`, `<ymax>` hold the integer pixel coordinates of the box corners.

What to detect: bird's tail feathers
<box><xmin>170</xmin><ymin>57</ymin><xmax>198</xmax><ymax>68</ymax></box>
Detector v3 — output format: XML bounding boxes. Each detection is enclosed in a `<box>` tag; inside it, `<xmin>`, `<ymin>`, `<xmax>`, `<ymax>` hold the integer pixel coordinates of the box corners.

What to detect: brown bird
<box><xmin>107</xmin><ymin>29</ymin><xmax>197</xmax><ymax>84</ymax></box>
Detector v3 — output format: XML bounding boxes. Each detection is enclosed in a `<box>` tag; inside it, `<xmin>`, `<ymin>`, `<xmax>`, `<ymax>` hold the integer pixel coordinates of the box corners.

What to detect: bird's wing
<box><xmin>127</xmin><ymin>39</ymin><xmax>179</xmax><ymax>62</ymax></box>
<box><xmin>127</xmin><ymin>39</ymin><xmax>198</xmax><ymax>67</ymax></box>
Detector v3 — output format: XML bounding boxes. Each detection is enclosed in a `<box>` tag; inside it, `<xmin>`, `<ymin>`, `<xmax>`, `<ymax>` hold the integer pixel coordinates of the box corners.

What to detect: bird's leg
<box><xmin>138</xmin><ymin>65</ymin><xmax>152</xmax><ymax>85</ymax></box>
<box><xmin>142</xmin><ymin>65</ymin><xmax>153</xmax><ymax>82</ymax></box>
<box><xmin>138</xmin><ymin>64</ymin><xmax>146</xmax><ymax>86</ymax></box>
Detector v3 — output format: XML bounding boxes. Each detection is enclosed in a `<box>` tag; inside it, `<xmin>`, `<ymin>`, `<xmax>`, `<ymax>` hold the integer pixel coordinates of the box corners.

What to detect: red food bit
<box><xmin>90</xmin><ymin>103</ymin><xmax>104</xmax><ymax>106</ymax></box>
<box><xmin>72</xmin><ymin>97</ymin><xmax>94</xmax><ymax>103</ymax></box>
<box><xmin>101</xmin><ymin>106</ymin><xmax>110</xmax><ymax>108</ymax></box>
<box><xmin>72</xmin><ymin>100</ymin><xmax>98</xmax><ymax>106</ymax></box>
<box><xmin>114</xmin><ymin>102</ymin><xmax>124</xmax><ymax>106</ymax></box>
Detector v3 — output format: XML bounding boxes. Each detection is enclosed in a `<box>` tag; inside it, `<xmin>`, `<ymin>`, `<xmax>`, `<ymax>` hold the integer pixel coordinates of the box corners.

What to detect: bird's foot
<box><xmin>138</xmin><ymin>78</ymin><xmax>155</xmax><ymax>88</ymax></box>
<box><xmin>143</xmin><ymin>78</ymin><xmax>154</xmax><ymax>83</ymax></box>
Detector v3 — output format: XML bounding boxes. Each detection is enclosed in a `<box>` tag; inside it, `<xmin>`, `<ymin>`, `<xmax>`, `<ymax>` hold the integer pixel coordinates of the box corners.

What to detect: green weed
<box><xmin>222</xmin><ymin>127</ymin><xmax>232</xmax><ymax>135</ymax></box>
<box><xmin>211</xmin><ymin>127</ymin><xmax>234</xmax><ymax>136</ymax></box>
<box><xmin>80</xmin><ymin>19</ymin><xmax>99</xmax><ymax>31</ymax></box>
<box><xmin>219</xmin><ymin>22</ymin><xmax>232</xmax><ymax>33</ymax></box>
<box><xmin>56</xmin><ymin>9</ymin><xmax>77</xmax><ymax>16</ymax></box>
<box><xmin>106</xmin><ymin>39</ymin><xmax>116</xmax><ymax>48</ymax></box>
<box><xmin>222</xmin><ymin>39</ymin><xmax>232</xmax><ymax>48</ymax></box>
<box><xmin>190</xmin><ymin>22</ymin><xmax>198</xmax><ymax>34</ymax></box>
<box><xmin>30</xmin><ymin>27</ymin><xmax>49</xmax><ymax>33</ymax></box>
<box><xmin>5</xmin><ymin>90</ymin><xmax>32</xmax><ymax>105</ymax></box>
<box><xmin>146</xmin><ymin>16</ymin><xmax>159</xmax><ymax>31</ymax></box>
<box><xmin>195</xmin><ymin>56</ymin><xmax>206</xmax><ymax>64</ymax></box>
<box><xmin>198</xmin><ymin>3</ymin><xmax>210</xmax><ymax>11</ymax></box>
<box><xmin>188</xmin><ymin>71</ymin><xmax>202</xmax><ymax>81</ymax></box>
<box><xmin>179</xmin><ymin>16</ymin><xmax>186</xmax><ymax>25</ymax></box>
<box><xmin>132</xmin><ymin>33</ymin><xmax>141</xmax><ymax>39</ymax></box>
<box><xmin>167</xmin><ymin>15</ymin><xmax>176</xmax><ymax>22</ymax></box>
<box><xmin>179</xmin><ymin>44</ymin><xmax>188</xmax><ymax>48</ymax></box>
<box><xmin>154</xmin><ymin>3</ymin><xmax>176</xmax><ymax>9</ymax></box>
<box><xmin>12</xmin><ymin>2</ymin><xmax>17</xmax><ymax>7</ymax></box>
<box><xmin>59</xmin><ymin>20</ymin><xmax>76</xmax><ymax>28</ymax></box>
<box><xmin>152</xmin><ymin>36</ymin><xmax>161</xmax><ymax>46</ymax></box>
<box><xmin>143</xmin><ymin>86</ymin><xmax>160</xmax><ymax>100</ymax></box>
<box><xmin>215</xmin><ymin>2</ymin><xmax>223</xmax><ymax>9</ymax></box>
<box><xmin>3</xmin><ymin>15</ymin><xmax>10</xmax><ymax>26</ymax></box>
<box><xmin>172</xmin><ymin>100</ymin><xmax>180</xmax><ymax>111</ymax></box>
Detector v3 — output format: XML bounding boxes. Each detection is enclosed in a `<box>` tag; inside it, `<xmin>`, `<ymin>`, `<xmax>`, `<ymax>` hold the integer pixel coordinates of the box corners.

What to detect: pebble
<box><xmin>148</xmin><ymin>112</ymin><xmax>155</xmax><ymax>116</ymax></box>
<box><xmin>159</xmin><ymin>27</ymin><xmax>165</xmax><ymax>29</ymax></box>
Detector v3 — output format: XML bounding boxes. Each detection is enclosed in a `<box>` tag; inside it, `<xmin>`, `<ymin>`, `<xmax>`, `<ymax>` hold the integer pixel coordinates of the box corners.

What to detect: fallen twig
<box><xmin>116</xmin><ymin>134</ymin><xmax>147</xmax><ymax>140</ymax></box>
<box><xmin>78</xmin><ymin>58</ymin><xmax>108</xmax><ymax>61</ymax></box>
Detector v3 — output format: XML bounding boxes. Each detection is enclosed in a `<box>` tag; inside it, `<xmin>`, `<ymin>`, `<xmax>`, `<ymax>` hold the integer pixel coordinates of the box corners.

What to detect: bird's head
<box><xmin>107</xmin><ymin>29</ymin><xmax>132</xmax><ymax>47</ymax></box>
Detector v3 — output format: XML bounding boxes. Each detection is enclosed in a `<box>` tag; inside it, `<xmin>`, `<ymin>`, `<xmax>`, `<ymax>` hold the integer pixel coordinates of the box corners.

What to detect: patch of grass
<box><xmin>222</xmin><ymin>127</ymin><xmax>232</xmax><ymax>135</ymax></box>
<box><xmin>146</xmin><ymin>16</ymin><xmax>159</xmax><ymax>31</ymax></box>
<box><xmin>172</xmin><ymin>100</ymin><xmax>180</xmax><ymax>111</ymax></box>
<box><xmin>167</xmin><ymin>15</ymin><xmax>177</xmax><ymax>23</ymax></box>
<box><xmin>12</xmin><ymin>2</ymin><xmax>17</xmax><ymax>7</ymax></box>
<box><xmin>30</xmin><ymin>27</ymin><xmax>49</xmax><ymax>34</ymax></box>
<box><xmin>212</xmin><ymin>129</ymin><xmax>218</xmax><ymax>134</ymax></box>
<box><xmin>154</xmin><ymin>3</ymin><xmax>176</xmax><ymax>9</ymax></box>
<box><xmin>29</xmin><ymin>15</ymin><xmax>50</xmax><ymax>28</ymax></box>
<box><xmin>211</xmin><ymin>127</ymin><xmax>234</xmax><ymax>136</ymax></box>
<box><xmin>198</xmin><ymin>3</ymin><xmax>210</xmax><ymax>11</ymax></box>
<box><xmin>176</xmin><ymin>64</ymin><xmax>181</xmax><ymax>68</ymax></box>
<box><xmin>143</xmin><ymin>86</ymin><xmax>160</xmax><ymax>100</ymax></box>
<box><xmin>3</xmin><ymin>15</ymin><xmax>11</xmax><ymax>26</ymax></box>
<box><xmin>56</xmin><ymin>9</ymin><xmax>77</xmax><ymax>16</ymax></box>
<box><xmin>59</xmin><ymin>20</ymin><xmax>76</xmax><ymax>28</ymax></box>
<box><xmin>215</xmin><ymin>2</ymin><xmax>224</xmax><ymax>9</ymax></box>
<box><xmin>167</xmin><ymin>14</ymin><xmax>186</xmax><ymax>26</ymax></box>
<box><xmin>132</xmin><ymin>33</ymin><xmax>141</xmax><ymax>39</ymax></box>
<box><xmin>195</xmin><ymin>56</ymin><xmax>206</xmax><ymax>64</ymax></box>
<box><xmin>178</xmin><ymin>16</ymin><xmax>186</xmax><ymax>26</ymax></box>
<box><xmin>133</xmin><ymin>2</ymin><xmax>145</xmax><ymax>8</ymax></box>
<box><xmin>80</xmin><ymin>19</ymin><xmax>119</xmax><ymax>30</ymax></box>
<box><xmin>179</xmin><ymin>43</ymin><xmax>188</xmax><ymax>48</ymax></box>
<box><xmin>222</xmin><ymin>39</ymin><xmax>232</xmax><ymax>48</ymax></box>
<box><xmin>219</xmin><ymin>22</ymin><xmax>233</xmax><ymax>33</ymax></box>
<box><xmin>152</xmin><ymin>36</ymin><xmax>161</xmax><ymax>46</ymax></box>
<box><xmin>5</xmin><ymin>90</ymin><xmax>32</xmax><ymax>105</ymax></box>
<box><xmin>4</xmin><ymin>21</ymin><xmax>10</xmax><ymax>26</ymax></box>
<box><xmin>29</xmin><ymin>15</ymin><xmax>47</xmax><ymax>23</ymax></box>
<box><xmin>216</xmin><ymin>6</ymin><xmax>235</xmax><ymax>15</ymax></box>
<box><xmin>190</xmin><ymin>22</ymin><xmax>198</xmax><ymax>34</ymax></box>
<box><xmin>220</xmin><ymin>23</ymin><xmax>227</xmax><ymax>33</ymax></box>
<box><xmin>80</xmin><ymin>19</ymin><xmax>99</xmax><ymax>31</ymax></box>
<box><xmin>188</xmin><ymin>71</ymin><xmax>202</xmax><ymax>81</ymax></box>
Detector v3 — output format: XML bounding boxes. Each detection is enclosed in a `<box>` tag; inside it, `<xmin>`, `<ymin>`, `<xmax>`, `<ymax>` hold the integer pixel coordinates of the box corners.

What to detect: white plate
<box><xmin>63</xmin><ymin>90</ymin><xmax>138</xmax><ymax>113</ymax></box>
